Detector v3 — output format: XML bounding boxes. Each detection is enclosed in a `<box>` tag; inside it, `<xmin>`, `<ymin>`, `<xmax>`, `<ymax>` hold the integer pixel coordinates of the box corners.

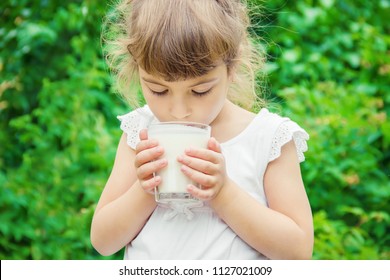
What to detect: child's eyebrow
<box><xmin>189</xmin><ymin>77</ymin><xmax>219</xmax><ymax>87</ymax></box>
<box><xmin>141</xmin><ymin>77</ymin><xmax>219</xmax><ymax>87</ymax></box>
<box><xmin>141</xmin><ymin>77</ymin><xmax>167</xmax><ymax>86</ymax></box>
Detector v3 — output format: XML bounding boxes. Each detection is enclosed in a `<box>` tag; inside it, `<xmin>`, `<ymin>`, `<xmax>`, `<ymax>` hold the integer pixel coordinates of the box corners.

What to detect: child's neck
<box><xmin>211</xmin><ymin>100</ymin><xmax>255</xmax><ymax>143</ymax></box>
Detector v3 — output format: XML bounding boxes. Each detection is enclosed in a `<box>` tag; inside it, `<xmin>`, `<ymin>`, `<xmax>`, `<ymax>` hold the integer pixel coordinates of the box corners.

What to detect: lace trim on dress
<box><xmin>117</xmin><ymin>106</ymin><xmax>156</xmax><ymax>149</ymax></box>
<box><xmin>269</xmin><ymin>121</ymin><xmax>309</xmax><ymax>163</ymax></box>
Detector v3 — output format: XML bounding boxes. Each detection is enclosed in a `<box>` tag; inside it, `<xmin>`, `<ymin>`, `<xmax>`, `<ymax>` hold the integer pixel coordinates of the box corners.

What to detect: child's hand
<box><xmin>134</xmin><ymin>129</ymin><xmax>167</xmax><ymax>194</ymax></box>
<box><xmin>177</xmin><ymin>137</ymin><xmax>227</xmax><ymax>201</ymax></box>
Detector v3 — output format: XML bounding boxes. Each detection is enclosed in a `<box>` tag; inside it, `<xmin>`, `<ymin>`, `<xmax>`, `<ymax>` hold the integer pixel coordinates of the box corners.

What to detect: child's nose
<box><xmin>169</xmin><ymin>97</ymin><xmax>191</xmax><ymax>120</ymax></box>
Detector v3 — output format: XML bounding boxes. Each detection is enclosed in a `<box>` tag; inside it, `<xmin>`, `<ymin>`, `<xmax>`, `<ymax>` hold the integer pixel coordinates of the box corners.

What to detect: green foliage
<box><xmin>1</xmin><ymin>0</ymin><xmax>389</xmax><ymax>259</ymax></box>
<box><xmin>1</xmin><ymin>0</ymin><xmax>125</xmax><ymax>259</ymax></box>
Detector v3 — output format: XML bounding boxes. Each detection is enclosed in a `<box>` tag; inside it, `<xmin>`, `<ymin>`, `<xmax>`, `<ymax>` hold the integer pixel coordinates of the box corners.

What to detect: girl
<box><xmin>91</xmin><ymin>0</ymin><xmax>314</xmax><ymax>259</ymax></box>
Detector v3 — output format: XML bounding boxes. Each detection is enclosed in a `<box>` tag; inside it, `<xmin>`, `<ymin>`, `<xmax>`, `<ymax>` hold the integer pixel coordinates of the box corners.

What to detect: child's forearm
<box><xmin>90</xmin><ymin>181</ymin><xmax>157</xmax><ymax>256</ymax></box>
<box><xmin>209</xmin><ymin>180</ymin><xmax>313</xmax><ymax>260</ymax></box>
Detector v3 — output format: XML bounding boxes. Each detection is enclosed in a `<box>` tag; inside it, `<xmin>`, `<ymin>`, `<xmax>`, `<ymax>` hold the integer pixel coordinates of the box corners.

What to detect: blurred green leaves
<box><xmin>1</xmin><ymin>0</ymin><xmax>125</xmax><ymax>259</ymax></box>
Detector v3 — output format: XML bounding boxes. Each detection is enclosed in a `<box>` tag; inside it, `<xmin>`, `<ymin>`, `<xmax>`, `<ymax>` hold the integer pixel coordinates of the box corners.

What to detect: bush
<box><xmin>1</xmin><ymin>0</ymin><xmax>125</xmax><ymax>259</ymax></box>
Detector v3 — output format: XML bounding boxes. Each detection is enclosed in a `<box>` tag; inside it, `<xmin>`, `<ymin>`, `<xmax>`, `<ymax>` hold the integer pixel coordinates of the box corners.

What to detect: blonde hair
<box><xmin>103</xmin><ymin>0</ymin><xmax>266</xmax><ymax>110</ymax></box>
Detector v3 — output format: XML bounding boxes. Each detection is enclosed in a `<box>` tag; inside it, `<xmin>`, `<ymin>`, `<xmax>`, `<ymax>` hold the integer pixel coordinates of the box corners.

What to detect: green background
<box><xmin>1</xmin><ymin>0</ymin><xmax>389</xmax><ymax>259</ymax></box>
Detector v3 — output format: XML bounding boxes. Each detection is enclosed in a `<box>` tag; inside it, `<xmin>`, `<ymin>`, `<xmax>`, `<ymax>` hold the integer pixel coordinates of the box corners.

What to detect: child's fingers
<box><xmin>180</xmin><ymin>164</ymin><xmax>217</xmax><ymax>187</ymax></box>
<box><xmin>135</xmin><ymin>128</ymin><xmax>162</xmax><ymax>157</ymax></box>
<box><xmin>186</xmin><ymin>184</ymin><xmax>215</xmax><ymax>201</ymax></box>
<box><xmin>135</xmin><ymin>144</ymin><xmax>164</xmax><ymax>167</ymax></box>
<box><xmin>207</xmin><ymin>137</ymin><xmax>222</xmax><ymax>153</ymax></box>
<box><xmin>141</xmin><ymin>175</ymin><xmax>162</xmax><ymax>193</ymax></box>
<box><xmin>135</xmin><ymin>138</ymin><xmax>158</xmax><ymax>155</ymax></box>
<box><xmin>184</xmin><ymin>148</ymin><xmax>220</xmax><ymax>164</ymax></box>
<box><xmin>139</xmin><ymin>128</ymin><xmax>148</xmax><ymax>141</ymax></box>
<box><xmin>137</xmin><ymin>158</ymin><xmax>167</xmax><ymax>179</ymax></box>
<box><xmin>183</xmin><ymin>138</ymin><xmax>222</xmax><ymax>162</ymax></box>
<box><xmin>177</xmin><ymin>154</ymin><xmax>217</xmax><ymax>175</ymax></box>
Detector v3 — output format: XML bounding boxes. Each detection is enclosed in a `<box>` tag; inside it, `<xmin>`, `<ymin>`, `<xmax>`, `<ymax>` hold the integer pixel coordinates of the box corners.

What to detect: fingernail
<box><xmin>177</xmin><ymin>155</ymin><xmax>187</xmax><ymax>164</ymax></box>
<box><xmin>181</xmin><ymin>165</ymin><xmax>188</xmax><ymax>172</ymax></box>
<box><xmin>156</xmin><ymin>146</ymin><xmax>163</xmax><ymax>153</ymax></box>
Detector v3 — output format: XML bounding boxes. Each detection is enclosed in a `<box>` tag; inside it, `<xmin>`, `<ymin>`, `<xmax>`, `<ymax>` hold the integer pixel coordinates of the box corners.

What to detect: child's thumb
<box><xmin>139</xmin><ymin>128</ymin><xmax>148</xmax><ymax>141</ymax></box>
<box><xmin>208</xmin><ymin>137</ymin><xmax>221</xmax><ymax>153</ymax></box>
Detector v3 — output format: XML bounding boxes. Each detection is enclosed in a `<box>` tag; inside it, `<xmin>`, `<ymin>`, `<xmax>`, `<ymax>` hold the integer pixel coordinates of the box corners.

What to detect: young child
<box><xmin>91</xmin><ymin>0</ymin><xmax>314</xmax><ymax>259</ymax></box>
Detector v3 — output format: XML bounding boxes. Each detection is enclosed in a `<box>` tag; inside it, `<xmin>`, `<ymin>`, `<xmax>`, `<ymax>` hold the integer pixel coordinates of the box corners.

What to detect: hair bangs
<box><xmin>127</xmin><ymin>0</ymin><xmax>237</xmax><ymax>81</ymax></box>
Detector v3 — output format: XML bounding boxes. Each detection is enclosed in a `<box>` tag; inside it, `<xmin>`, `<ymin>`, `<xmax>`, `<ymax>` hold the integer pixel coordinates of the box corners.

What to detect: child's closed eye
<box><xmin>192</xmin><ymin>89</ymin><xmax>212</xmax><ymax>97</ymax></box>
<box><xmin>151</xmin><ymin>89</ymin><xmax>168</xmax><ymax>96</ymax></box>
<box><xmin>150</xmin><ymin>89</ymin><xmax>212</xmax><ymax>97</ymax></box>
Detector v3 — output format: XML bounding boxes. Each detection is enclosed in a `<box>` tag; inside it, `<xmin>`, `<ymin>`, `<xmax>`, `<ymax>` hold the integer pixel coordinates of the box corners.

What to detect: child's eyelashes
<box><xmin>192</xmin><ymin>89</ymin><xmax>211</xmax><ymax>97</ymax></box>
<box><xmin>149</xmin><ymin>88</ymin><xmax>212</xmax><ymax>97</ymax></box>
<box><xmin>151</xmin><ymin>89</ymin><xmax>168</xmax><ymax>96</ymax></box>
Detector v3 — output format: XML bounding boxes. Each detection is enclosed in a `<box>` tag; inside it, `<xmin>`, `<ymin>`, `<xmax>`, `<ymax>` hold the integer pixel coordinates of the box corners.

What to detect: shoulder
<box><xmin>117</xmin><ymin>105</ymin><xmax>155</xmax><ymax>126</ymax></box>
<box><xmin>249</xmin><ymin>108</ymin><xmax>309</xmax><ymax>163</ymax></box>
<box><xmin>256</xmin><ymin>108</ymin><xmax>288</xmax><ymax>124</ymax></box>
<box><xmin>260</xmin><ymin>109</ymin><xmax>309</xmax><ymax>163</ymax></box>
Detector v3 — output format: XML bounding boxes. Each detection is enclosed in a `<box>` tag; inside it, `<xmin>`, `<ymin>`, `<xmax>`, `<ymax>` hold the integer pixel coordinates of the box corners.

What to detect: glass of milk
<box><xmin>148</xmin><ymin>122</ymin><xmax>211</xmax><ymax>203</ymax></box>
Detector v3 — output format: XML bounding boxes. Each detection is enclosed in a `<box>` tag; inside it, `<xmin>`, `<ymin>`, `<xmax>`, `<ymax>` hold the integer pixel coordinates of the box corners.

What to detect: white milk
<box><xmin>148</xmin><ymin>122</ymin><xmax>211</xmax><ymax>203</ymax></box>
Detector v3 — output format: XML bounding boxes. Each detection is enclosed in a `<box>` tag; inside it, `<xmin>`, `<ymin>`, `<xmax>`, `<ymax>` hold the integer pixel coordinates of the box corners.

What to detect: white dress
<box><xmin>117</xmin><ymin>105</ymin><xmax>309</xmax><ymax>259</ymax></box>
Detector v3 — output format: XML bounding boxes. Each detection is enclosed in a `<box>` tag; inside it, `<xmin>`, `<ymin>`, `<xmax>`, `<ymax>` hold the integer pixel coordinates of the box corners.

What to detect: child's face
<box><xmin>139</xmin><ymin>64</ymin><xmax>232</xmax><ymax>125</ymax></box>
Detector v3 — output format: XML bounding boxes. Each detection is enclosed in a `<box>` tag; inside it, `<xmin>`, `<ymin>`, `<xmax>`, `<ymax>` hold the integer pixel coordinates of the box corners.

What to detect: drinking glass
<box><xmin>148</xmin><ymin>122</ymin><xmax>211</xmax><ymax>203</ymax></box>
